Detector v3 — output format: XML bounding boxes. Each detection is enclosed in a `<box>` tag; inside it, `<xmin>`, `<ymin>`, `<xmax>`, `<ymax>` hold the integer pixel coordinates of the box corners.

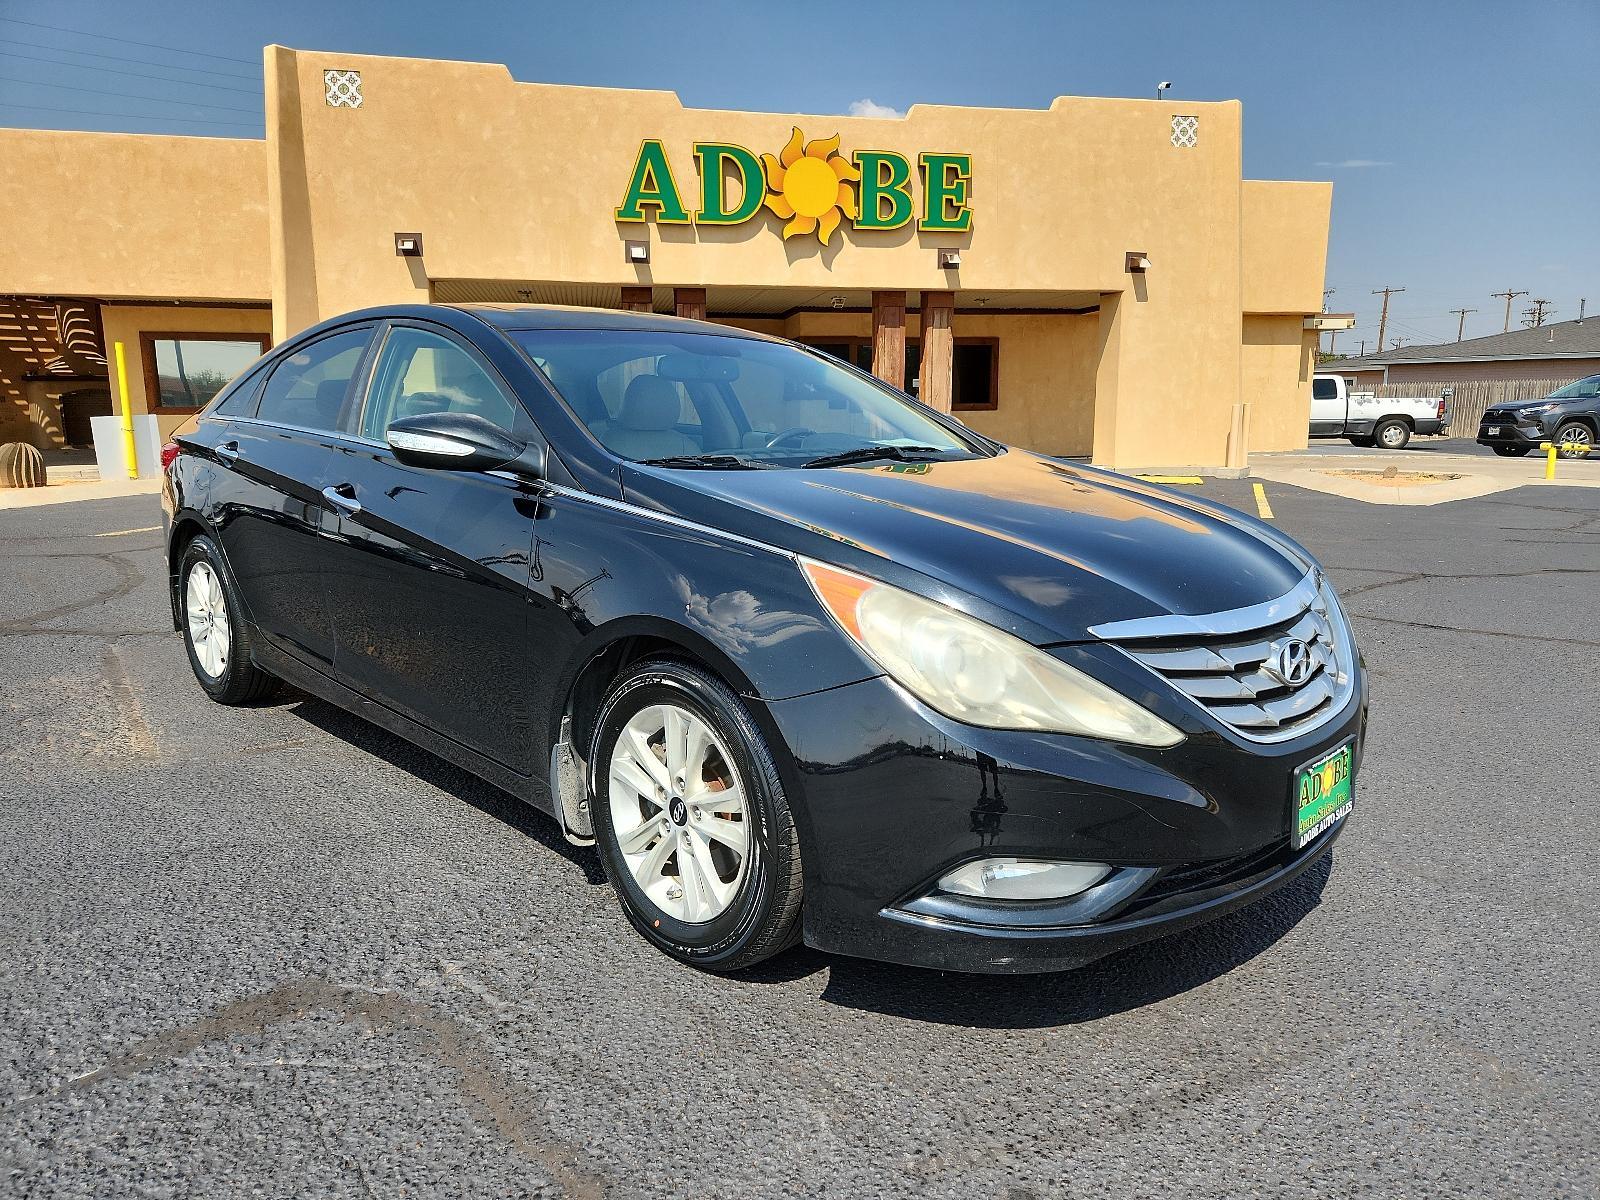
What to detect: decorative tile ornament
<box><xmin>1170</xmin><ymin>114</ymin><xmax>1199</xmax><ymax>148</ymax></box>
<box><xmin>324</xmin><ymin>69</ymin><xmax>363</xmax><ymax>109</ymax></box>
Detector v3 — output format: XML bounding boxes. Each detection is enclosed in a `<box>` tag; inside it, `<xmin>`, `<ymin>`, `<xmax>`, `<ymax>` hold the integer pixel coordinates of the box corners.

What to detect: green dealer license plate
<box><xmin>1292</xmin><ymin>742</ymin><xmax>1354</xmax><ymax>849</ymax></box>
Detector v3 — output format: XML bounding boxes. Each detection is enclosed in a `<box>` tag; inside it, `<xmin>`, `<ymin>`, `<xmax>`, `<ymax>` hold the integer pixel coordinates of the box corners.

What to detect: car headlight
<box><xmin>800</xmin><ymin>559</ymin><xmax>1184</xmax><ymax>746</ymax></box>
<box><xmin>1519</xmin><ymin>403</ymin><xmax>1557</xmax><ymax>422</ymax></box>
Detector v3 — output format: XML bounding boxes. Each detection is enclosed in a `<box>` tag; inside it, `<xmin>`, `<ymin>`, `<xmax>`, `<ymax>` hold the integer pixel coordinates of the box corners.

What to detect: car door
<box><xmin>318</xmin><ymin>321</ymin><xmax>548</xmax><ymax>774</ymax></box>
<box><xmin>1308</xmin><ymin>377</ymin><xmax>1344</xmax><ymax>435</ymax></box>
<box><xmin>210</xmin><ymin>324</ymin><xmax>377</xmax><ymax>671</ymax></box>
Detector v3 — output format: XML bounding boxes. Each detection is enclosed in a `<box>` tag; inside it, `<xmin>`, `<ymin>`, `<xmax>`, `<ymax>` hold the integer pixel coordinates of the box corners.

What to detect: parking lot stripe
<box><xmin>102</xmin><ymin>644</ymin><xmax>159</xmax><ymax>758</ymax></box>
<box><xmin>94</xmin><ymin>525</ymin><xmax>161</xmax><ymax>537</ymax></box>
<box><xmin>1253</xmin><ymin>482</ymin><xmax>1275</xmax><ymax>519</ymax></box>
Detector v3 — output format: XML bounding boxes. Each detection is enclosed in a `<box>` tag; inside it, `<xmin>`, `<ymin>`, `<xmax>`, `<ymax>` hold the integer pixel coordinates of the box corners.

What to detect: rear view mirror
<box><xmin>386</xmin><ymin>411</ymin><xmax>544</xmax><ymax>478</ymax></box>
<box><xmin>656</xmin><ymin>353</ymin><xmax>740</xmax><ymax>383</ymax></box>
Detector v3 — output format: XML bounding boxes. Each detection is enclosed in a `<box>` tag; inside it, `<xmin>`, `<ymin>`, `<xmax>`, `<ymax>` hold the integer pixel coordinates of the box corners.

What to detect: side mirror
<box><xmin>386</xmin><ymin>411</ymin><xmax>545</xmax><ymax>479</ymax></box>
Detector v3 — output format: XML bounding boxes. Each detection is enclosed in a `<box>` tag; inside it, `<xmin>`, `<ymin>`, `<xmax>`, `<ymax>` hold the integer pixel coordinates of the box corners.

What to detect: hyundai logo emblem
<box><xmin>1267</xmin><ymin>638</ymin><xmax>1314</xmax><ymax>687</ymax></box>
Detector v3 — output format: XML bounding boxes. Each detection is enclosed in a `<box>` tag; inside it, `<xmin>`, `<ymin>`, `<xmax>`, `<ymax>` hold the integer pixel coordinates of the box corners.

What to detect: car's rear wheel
<box><xmin>1554</xmin><ymin>422</ymin><xmax>1593</xmax><ymax>458</ymax></box>
<box><xmin>590</xmin><ymin>658</ymin><xmax>803</xmax><ymax>972</ymax></box>
<box><xmin>1492</xmin><ymin>445</ymin><xmax>1531</xmax><ymax>457</ymax></box>
<box><xmin>179</xmin><ymin>535</ymin><xmax>277</xmax><ymax>705</ymax></box>
<box><xmin>1374</xmin><ymin>418</ymin><xmax>1411</xmax><ymax>450</ymax></box>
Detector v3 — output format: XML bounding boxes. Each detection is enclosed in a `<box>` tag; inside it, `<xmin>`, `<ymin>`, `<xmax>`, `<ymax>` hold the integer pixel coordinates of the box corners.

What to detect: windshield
<box><xmin>510</xmin><ymin>329</ymin><xmax>984</xmax><ymax>467</ymax></box>
<box><xmin>1547</xmin><ymin>375</ymin><xmax>1600</xmax><ymax>400</ymax></box>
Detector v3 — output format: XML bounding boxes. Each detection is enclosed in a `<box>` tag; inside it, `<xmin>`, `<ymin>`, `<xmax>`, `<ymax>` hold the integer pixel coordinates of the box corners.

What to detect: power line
<box><xmin>0</xmin><ymin>74</ymin><xmax>260</xmax><ymax>114</ymax></box>
<box><xmin>0</xmin><ymin>36</ymin><xmax>258</xmax><ymax>81</ymax></box>
<box><xmin>0</xmin><ymin>49</ymin><xmax>260</xmax><ymax>94</ymax></box>
<box><xmin>0</xmin><ymin>16</ymin><xmax>256</xmax><ymax>66</ymax></box>
<box><xmin>0</xmin><ymin>102</ymin><xmax>259</xmax><ymax>128</ymax></box>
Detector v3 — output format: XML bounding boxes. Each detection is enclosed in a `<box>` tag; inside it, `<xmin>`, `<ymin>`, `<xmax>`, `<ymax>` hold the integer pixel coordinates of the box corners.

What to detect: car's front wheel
<box><xmin>590</xmin><ymin>658</ymin><xmax>803</xmax><ymax>972</ymax></box>
<box><xmin>179</xmin><ymin>535</ymin><xmax>277</xmax><ymax>705</ymax></box>
<box><xmin>1554</xmin><ymin>422</ymin><xmax>1594</xmax><ymax>458</ymax></box>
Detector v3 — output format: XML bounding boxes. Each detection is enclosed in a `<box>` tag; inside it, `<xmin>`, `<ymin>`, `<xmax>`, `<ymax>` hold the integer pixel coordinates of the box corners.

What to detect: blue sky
<box><xmin>3</xmin><ymin>0</ymin><xmax>1596</xmax><ymax>348</ymax></box>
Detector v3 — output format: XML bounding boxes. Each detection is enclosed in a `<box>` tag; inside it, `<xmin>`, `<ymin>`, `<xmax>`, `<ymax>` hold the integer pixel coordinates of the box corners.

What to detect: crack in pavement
<box><xmin>1349</xmin><ymin>611</ymin><xmax>1600</xmax><ymax>648</ymax></box>
<box><xmin>35</xmin><ymin>979</ymin><xmax>609</xmax><ymax>1199</ymax></box>
<box><xmin>1</xmin><ymin>551</ymin><xmax>145</xmax><ymax>633</ymax></box>
<box><xmin>1332</xmin><ymin>564</ymin><xmax>1600</xmax><ymax>598</ymax></box>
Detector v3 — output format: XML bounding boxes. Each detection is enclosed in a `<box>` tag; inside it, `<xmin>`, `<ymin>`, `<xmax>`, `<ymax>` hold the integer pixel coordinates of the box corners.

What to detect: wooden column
<box><xmin>620</xmin><ymin>286</ymin><xmax>653</xmax><ymax>313</ymax></box>
<box><xmin>871</xmin><ymin>290</ymin><xmax>906</xmax><ymax>390</ymax></box>
<box><xmin>674</xmin><ymin>287</ymin><xmax>707</xmax><ymax>321</ymax></box>
<box><xmin>917</xmin><ymin>290</ymin><xmax>955</xmax><ymax>412</ymax></box>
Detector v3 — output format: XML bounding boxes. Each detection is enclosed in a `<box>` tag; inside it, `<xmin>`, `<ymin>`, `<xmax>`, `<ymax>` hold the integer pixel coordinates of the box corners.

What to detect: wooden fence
<box><xmin>1363</xmin><ymin>378</ymin><xmax>1579</xmax><ymax>438</ymax></box>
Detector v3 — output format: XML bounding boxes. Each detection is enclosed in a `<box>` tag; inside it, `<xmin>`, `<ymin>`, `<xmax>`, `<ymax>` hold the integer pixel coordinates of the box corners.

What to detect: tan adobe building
<box><xmin>0</xmin><ymin>47</ymin><xmax>1334</xmax><ymax>469</ymax></box>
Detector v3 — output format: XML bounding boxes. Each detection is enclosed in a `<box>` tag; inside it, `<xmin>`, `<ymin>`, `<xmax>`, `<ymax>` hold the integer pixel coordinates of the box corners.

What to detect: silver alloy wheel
<box><xmin>607</xmin><ymin>702</ymin><xmax>750</xmax><ymax>924</ymax></box>
<box><xmin>1379</xmin><ymin>422</ymin><xmax>1407</xmax><ymax>448</ymax></box>
<box><xmin>1556</xmin><ymin>424</ymin><xmax>1593</xmax><ymax>458</ymax></box>
<box><xmin>185</xmin><ymin>560</ymin><xmax>230</xmax><ymax>679</ymax></box>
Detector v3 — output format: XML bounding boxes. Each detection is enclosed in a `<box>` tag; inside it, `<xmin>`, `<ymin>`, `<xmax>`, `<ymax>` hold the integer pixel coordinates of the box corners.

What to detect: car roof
<box><xmin>447</xmin><ymin>302</ymin><xmax>780</xmax><ymax>340</ymax></box>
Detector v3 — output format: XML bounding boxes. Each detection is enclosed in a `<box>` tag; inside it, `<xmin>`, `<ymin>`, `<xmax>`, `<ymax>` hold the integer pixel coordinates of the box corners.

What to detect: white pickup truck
<box><xmin>1310</xmin><ymin>374</ymin><xmax>1449</xmax><ymax>449</ymax></box>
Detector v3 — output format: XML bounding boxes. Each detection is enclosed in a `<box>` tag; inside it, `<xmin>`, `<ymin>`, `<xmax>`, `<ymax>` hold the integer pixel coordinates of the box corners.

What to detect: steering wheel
<box><xmin>764</xmin><ymin>426</ymin><xmax>817</xmax><ymax>449</ymax></box>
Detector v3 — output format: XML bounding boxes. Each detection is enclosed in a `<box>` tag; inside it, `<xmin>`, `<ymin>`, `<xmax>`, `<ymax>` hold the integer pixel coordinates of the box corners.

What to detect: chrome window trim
<box><xmin>1087</xmin><ymin>570</ymin><xmax>1321</xmax><ymax>641</ymax></box>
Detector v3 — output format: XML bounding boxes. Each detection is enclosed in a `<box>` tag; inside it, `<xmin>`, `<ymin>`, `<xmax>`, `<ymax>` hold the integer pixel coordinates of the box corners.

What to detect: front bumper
<box><xmin>1477</xmin><ymin>419</ymin><xmax>1547</xmax><ymax>448</ymax></box>
<box><xmin>764</xmin><ymin>667</ymin><xmax>1366</xmax><ymax>974</ymax></box>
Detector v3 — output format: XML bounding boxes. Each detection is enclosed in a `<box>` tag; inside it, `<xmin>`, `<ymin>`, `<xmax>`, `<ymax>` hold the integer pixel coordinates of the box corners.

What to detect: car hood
<box><xmin>625</xmin><ymin>450</ymin><xmax>1308</xmax><ymax>643</ymax></box>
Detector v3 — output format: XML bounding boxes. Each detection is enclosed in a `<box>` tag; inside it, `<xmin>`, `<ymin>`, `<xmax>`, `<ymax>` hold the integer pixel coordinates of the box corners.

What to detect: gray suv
<box><xmin>1478</xmin><ymin>374</ymin><xmax>1600</xmax><ymax>457</ymax></box>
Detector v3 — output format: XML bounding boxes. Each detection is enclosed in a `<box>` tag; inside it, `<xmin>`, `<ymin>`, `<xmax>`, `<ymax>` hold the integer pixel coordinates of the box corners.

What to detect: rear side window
<box><xmin>211</xmin><ymin>357</ymin><xmax>274</xmax><ymax>416</ymax></box>
<box><xmin>1312</xmin><ymin>378</ymin><xmax>1338</xmax><ymax>400</ymax></box>
<box><xmin>255</xmin><ymin>329</ymin><xmax>372</xmax><ymax>432</ymax></box>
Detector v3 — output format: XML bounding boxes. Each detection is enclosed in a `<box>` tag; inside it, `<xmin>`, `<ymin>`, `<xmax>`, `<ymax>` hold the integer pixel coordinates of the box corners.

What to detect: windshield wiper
<box><xmin>637</xmin><ymin>453</ymin><xmax>776</xmax><ymax>470</ymax></box>
<box><xmin>800</xmin><ymin>445</ymin><xmax>948</xmax><ymax>469</ymax></box>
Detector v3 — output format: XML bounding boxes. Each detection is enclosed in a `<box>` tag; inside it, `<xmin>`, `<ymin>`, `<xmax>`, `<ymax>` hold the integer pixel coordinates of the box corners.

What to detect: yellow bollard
<box><xmin>114</xmin><ymin>341</ymin><xmax>138</xmax><ymax>480</ymax></box>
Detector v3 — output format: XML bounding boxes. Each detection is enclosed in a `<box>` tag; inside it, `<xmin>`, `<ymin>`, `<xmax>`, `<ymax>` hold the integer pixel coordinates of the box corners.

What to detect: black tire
<box><xmin>1347</xmin><ymin>435</ymin><xmax>1375</xmax><ymax>447</ymax></box>
<box><xmin>1373</xmin><ymin>418</ymin><xmax>1411</xmax><ymax>450</ymax></box>
<box><xmin>178</xmin><ymin>534</ymin><xmax>278</xmax><ymax>705</ymax></box>
<box><xmin>1492</xmin><ymin>446</ymin><xmax>1531</xmax><ymax>457</ymax></box>
<box><xmin>590</xmin><ymin>658</ymin><xmax>803</xmax><ymax>972</ymax></box>
<box><xmin>1554</xmin><ymin>422</ymin><xmax>1594</xmax><ymax>459</ymax></box>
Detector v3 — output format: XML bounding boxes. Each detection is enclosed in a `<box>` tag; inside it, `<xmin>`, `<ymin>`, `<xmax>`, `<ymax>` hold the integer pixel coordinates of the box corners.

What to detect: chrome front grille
<box><xmin>1090</xmin><ymin>571</ymin><xmax>1356</xmax><ymax>742</ymax></box>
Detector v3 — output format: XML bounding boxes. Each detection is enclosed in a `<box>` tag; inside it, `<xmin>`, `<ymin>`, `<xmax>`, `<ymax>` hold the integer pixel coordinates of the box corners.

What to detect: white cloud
<box><xmin>848</xmin><ymin>98</ymin><xmax>903</xmax><ymax>119</ymax></box>
<box><xmin>1314</xmin><ymin>159</ymin><xmax>1393</xmax><ymax>168</ymax></box>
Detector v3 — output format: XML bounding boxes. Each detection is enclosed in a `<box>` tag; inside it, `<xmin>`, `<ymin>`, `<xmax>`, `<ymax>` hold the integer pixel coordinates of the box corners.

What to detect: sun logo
<box><xmin>761</xmin><ymin>127</ymin><xmax>861</xmax><ymax>246</ymax></box>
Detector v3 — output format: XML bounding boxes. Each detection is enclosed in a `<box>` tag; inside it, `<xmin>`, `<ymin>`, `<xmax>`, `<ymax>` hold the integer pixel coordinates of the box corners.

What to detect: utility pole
<box><xmin>1491</xmin><ymin>288</ymin><xmax>1528</xmax><ymax>332</ymax></box>
<box><xmin>1579</xmin><ymin>298</ymin><xmax>1588</xmax><ymax>325</ymax></box>
<box><xmin>1372</xmin><ymin>286</ymin><xmax>1404</xmax><ymax>353</ymax></box>
<box><xmin>1449</xmin><ymin>307</ymin><xmax>1477</xmax><ymax>341</ymax></box>
<box><xmin>1521</xmin><ymin>298</ymin><xmax>1554</xmax><ymax>328</ymax></box>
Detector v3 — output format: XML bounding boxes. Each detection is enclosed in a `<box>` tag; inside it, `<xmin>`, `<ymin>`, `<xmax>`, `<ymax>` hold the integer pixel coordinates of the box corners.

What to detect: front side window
<box><xmin>511</xmin><ymin>329</ymin><xmax>982</xmax><ymax>467</ymax></box>
<box><xmin>142</xmin><ymin>334</ymin><xmax>269</xmax><ymax>412</ymax></box>
<box><xmin>1547</xmin><ymin>375</ymin><xmax>1600</xmax><ymax>400</ymax></box>
<box><xmin>255</xmin><ymin>328</ymin><xmax>372</xmax><ymax>433</ymax></box>
<box><xmin>361</xmin><ymin>327</ymin><xmax>520</xmax><ymax>441</ymax></box>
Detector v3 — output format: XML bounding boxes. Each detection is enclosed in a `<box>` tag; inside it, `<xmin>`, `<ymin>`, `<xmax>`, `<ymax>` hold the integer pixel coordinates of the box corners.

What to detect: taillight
<box><xmin>1437</xmin><ymin>400</ymin><xmax>1446</xmax><ymax>419</ymax></box>
<box><xmin>160</xmin><ymin>441</ymin><xmax>181</xmax><ymax>472</ymax></box>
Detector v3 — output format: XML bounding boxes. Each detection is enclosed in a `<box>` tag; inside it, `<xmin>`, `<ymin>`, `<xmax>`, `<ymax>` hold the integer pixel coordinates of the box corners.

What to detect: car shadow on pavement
<box><xmin>281</xmin><ymin>689</ymin><xmax>607</xmax><ymax>885</ymax></box>
<box><xmin>788</xmin><ymin>856</ymin><xmax>1333</xmax><ymax>1027</ymax></box>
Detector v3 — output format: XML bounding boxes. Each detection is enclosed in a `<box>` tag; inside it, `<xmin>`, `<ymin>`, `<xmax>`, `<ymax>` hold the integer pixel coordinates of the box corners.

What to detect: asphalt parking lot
<box><xmin>3</xmin><ymin>480</ymin><xmax>1598</xmax><ymax>1199</ymax></box>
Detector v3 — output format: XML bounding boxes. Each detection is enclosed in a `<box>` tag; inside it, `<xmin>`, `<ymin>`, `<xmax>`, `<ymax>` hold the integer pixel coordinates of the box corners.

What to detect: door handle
<box><xmin>216</xmin><ymin>441</ymin><xmax>240</xmax><ymax>464</ymax></box>
<box><xmin>321</xmin><ymin>483</ymin><xmax>362</xmax><ymax>516</ymax></box>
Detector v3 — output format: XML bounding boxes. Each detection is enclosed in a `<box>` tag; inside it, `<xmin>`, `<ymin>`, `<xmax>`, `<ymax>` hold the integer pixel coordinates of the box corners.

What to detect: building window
<box><xmin>140</xmin><ymin>333</ymin><xmax>271</xmax><ymax>414</ymax></box>
<box><xmin>1171</xmin><ymin>114</ymin><xmax>1199</xmax><ymax>148</ymax></box>
<box><xmin>803</xmin><ymin>337</ymin><xmax>999</xmax><ymax>410</ymax></box>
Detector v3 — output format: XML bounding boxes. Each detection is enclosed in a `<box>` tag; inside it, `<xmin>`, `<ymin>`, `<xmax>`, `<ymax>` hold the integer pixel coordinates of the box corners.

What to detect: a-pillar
<box><xmin>674</xmin><ymin>287</ymin><xmax>707</xmax><ymax>321</ymax></box>
<box><xmin>871</xmin><ymin>290</ymin><xmax>906</xmax><ymax>390</ymax></box>
<box><xmin>917</xmin><ymin>290</ymin><xmax>955</xmax><ymax>412</ymax></box>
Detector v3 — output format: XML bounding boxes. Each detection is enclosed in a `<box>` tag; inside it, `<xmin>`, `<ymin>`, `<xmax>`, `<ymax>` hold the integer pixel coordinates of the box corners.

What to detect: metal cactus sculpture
<box><xmin>0</xmin><ymin>442</ymin><xmax>47</xmax><ymax>488</ymax></box>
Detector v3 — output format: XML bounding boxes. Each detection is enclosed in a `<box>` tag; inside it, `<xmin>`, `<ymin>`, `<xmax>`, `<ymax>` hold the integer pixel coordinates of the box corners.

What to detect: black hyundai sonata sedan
<box><xmin>161</xmin><ymin>303</ymin><xmax>1365</xmax><ymax>973</ymax></box>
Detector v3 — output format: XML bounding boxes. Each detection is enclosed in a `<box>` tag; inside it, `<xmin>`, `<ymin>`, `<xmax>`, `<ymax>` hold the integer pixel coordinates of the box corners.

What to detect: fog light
<box><xmin>938</xmin><ymin>858</ymin><xmax>1111</xmax><ymax>901</ymax></box>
